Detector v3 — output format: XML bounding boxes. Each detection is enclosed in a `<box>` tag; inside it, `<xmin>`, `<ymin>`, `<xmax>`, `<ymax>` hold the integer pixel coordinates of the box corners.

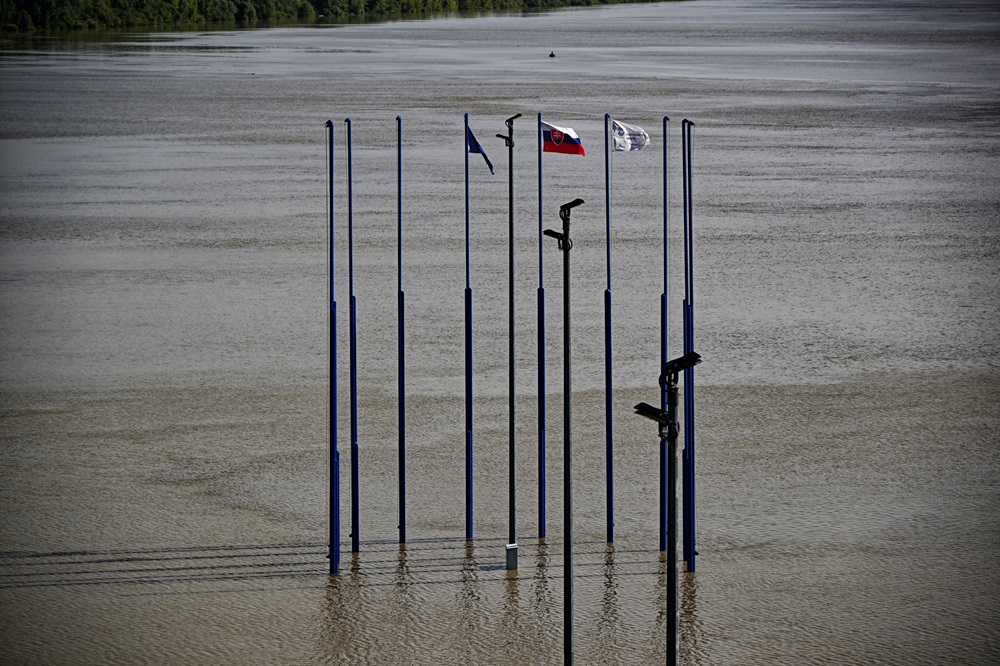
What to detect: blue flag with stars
<box><xmin>466</xmin><ymin>126</ymin><xmax>495</xmax><ymax>175</ymax></box>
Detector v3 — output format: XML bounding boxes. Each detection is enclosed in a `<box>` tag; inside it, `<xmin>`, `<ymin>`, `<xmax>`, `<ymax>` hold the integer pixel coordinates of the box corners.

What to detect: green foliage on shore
<box><xmin>1</xmin><ymin>0</ymin><xmax>659</xmax><ymax>32</ymax></box>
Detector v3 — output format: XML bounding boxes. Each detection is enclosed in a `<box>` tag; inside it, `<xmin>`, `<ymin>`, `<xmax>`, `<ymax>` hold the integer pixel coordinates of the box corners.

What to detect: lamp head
<box><xmin>663</xmin><ymin>352</ymin><xmax>702</xmax><ymax>376</ymax></box>
<box><xmin>559</xmin><ymin>198</ymin><xmax>585</xmax><ymax>222</ymax></box>
<box><xmin>659</xmin><ymin>352</ymin><xmax>702</xmax><ymax>390</ymax></box>
<box><xmin>634</xmin><ymin>402</ymin><xmax>670</xmax><ymax>425</ymax></box>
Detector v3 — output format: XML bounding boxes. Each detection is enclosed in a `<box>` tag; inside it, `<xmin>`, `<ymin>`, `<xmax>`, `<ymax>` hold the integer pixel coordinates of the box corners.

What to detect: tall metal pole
<box><xmin>397</xmin><ymin>115</ymin><xmax>407</xmax><ymax>545</ymax></box>
<box><xmin>345</xmin><ymin>117</ymin><xmax>360</xmax><ymax>556</ymax></box>
<box><xmin>660</xmin><ymin>115</ymin><xmax>669</xmax><ymax>552</ymax></box>
<box><xmin>326</xmin><ymin>120</ymin><xmax>340</xmax><ymax>576</ymax></box>
<box><xmin>603</xmin><ymin>113</ymin><xmax>614</xmax><ymax>545</ymax></box>
<box><xmin>498</xmin><ymin>113</ymin><xmax>521</xmax><ymax>570</ymax></box>
<box><xmin>664</xmin><ymin>372</ymin><xmax>681</xmax><ymax>665</ymax></box>
<box><xmin>562</xmin><ymin>209</ymin><xmax>573</xmax><ymax>666</ymax></box>
<box><xmin>464</xmin><ymin>114</ymin><xmax>475</xmax><ymax>541</ymax></box>
<box><xmin>509</xmin><ymin>116</ymin><xmax>516</xmax><ymax>568</ymax></box>
<box><xmin>682</xmin><ymin>119</ymin><xmax>696</xmax><ymax>570</ymax></box>
<box><xmin>635</xmin><ymin>353</ymin><xmax>699</xmax><ymax>666</ymax></box>
<box><xmin>544</xmin><ymin>197</ymin><xmax>584</xmax><ymax>666</ymax></box>
<box><xmin>536</xmin><ymin>113</ymin><xmax>548</xmax><ymax>541</ymax></box>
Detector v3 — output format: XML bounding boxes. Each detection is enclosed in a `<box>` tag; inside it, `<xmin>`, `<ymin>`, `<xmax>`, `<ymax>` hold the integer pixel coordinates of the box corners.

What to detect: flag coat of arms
<box><xmin>611</xmin><ymin>119</ymin><xmax>650</xmax><ymax>152</ymax></box>
<box><xmin>541</xmin><ymin>120</ymin><xmax>586</xmax><ymax>156</ymax></box>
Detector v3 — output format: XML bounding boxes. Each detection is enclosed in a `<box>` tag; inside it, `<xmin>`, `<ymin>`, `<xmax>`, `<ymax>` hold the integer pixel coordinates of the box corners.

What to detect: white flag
<box><xmin>611</xmin><ymin>119</ymin><xmax>650</xmax><ymax>152</ymax></box>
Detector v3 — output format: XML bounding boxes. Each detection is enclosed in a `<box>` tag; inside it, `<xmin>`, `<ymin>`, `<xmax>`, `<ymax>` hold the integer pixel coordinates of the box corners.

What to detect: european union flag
<box><xmin>466</xmin><ymin>126</ymin><xmax>495</xmax><ymax>175</ymax></box>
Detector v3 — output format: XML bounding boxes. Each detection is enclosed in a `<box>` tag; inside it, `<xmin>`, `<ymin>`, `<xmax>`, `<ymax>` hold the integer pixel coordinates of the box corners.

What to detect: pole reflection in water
<box><xmin>650</xmin><ymin>554</ymin><xmax>668</xmax><ymax>662</ymax></box>
<box><xmin>598</xmin><ymin>545</ymin><xmax>621</xmax><ymax>650</ymax></box>
<box><xmin>499</xmin><ymin>569</ymin><xmax>525</xmax><ymax>657</ymax></box>
<box><xmin>680</xmin><ymin>571</ymin><xmax>705</xmax><ymax>665</ymax></box>
<box><xmin>526</xmin><ymin>539</ymin><xmax>557</xmax><ymax>650</ymax></box>
<box><xmin>649</xmin><ymin>557</ymin><xmax>706</xmax><ymax>665</ymax></box>
<box><xmin>458</xmin><ymin>541</ymin><xmax>484</xmax><ymax>638</ymax></box>
<box><xmin>530</xmin><ymin>540</ymin><xmax>554</xmax><ymax>628</ymax></box>
<box><xmin>322</xmin><ymin>554</ymin><xmax>374</xmax><ymax>662</ymax></box>
<box><xmin>393</xmin><ymin>545</ymin><xmax>415</xmax><ymax>616</ymax></box>
<box><xmin>316</xmin><ymin>539</ymin><xmax>702</xmax><ymax>662</ymax></box>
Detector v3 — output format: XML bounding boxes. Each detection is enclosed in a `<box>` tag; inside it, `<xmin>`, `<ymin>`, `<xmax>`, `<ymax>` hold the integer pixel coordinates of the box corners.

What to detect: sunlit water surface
<box><xmin>1</xmin><ymin>1</ymin><xmax>998</xmax><ymax>663</ymax></box>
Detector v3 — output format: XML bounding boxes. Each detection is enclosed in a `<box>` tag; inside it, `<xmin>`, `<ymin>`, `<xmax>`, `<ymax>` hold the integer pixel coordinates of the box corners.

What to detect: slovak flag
<box><xmin>541</xmin><ymin>120</ymin><xmax>586</xmax><ymax>156</ymax></box>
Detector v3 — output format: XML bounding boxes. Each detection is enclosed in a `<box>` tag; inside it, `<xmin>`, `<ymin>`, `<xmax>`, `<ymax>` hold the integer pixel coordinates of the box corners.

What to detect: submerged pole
<box><xmin>664</xmin><ymin>372</ymin><xmax>681</xmax><ymax>665</ymax></box>
<box><xmin>537</xmin><ymin>112</ymin><xmax>548</xmax><ymax>541</ymax></box>
<box><xmin>498</xmin><ymin>112</ymin><xmax>522</xmax><ymax>571</ymax></box>
<box><xmin>397</xmin><ymin>115</ymin><xmax>407</xmax><ymax>545</ymax></box>
<box><xmin>660</xmin><ymin>115</ymin><xmax>669</xmax><ymax>552</ymax></box>
<box><xmin>562</xmin><ymin>207</ymin><xmax>574</xmax><ymax>666</ymax></box>
<box><xmin>603</xmin><ymin>113</ymin><xmax>614</xmax><ymax>544</ymax></box>
<box><xmin>636</xmin><ymin>352</ymin><xmax>699</xmax><ymax>666</ymax></box>
<box><xmin>326</xmin><ymin>120</ymin><xmax>340</xmax><ymax>576</ymax></box>
<box><xmin>464</xmin><ymin>113</ymin><xmax>475</xmax><ymax>541</ymax></box>
<box><xmin>544</xmin><ymin>197</ymin><xmax>584</xmax><ymax>666</ymax></box>
<box><xmin>681</xmin><ymin>119</ymin><xmax>696</xmax><ymax>570</ymax></box>
<box><xmin>345</xmin><ymin>117</ymin><xmax>360</xmax><ymax>556</ymax></box>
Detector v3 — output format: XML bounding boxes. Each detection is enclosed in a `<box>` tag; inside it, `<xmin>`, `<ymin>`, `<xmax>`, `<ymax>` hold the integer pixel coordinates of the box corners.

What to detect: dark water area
<box><xmin>1</xmin><ymin>0</ymin><xmax>999</xmax><ymax>663</ymax></box>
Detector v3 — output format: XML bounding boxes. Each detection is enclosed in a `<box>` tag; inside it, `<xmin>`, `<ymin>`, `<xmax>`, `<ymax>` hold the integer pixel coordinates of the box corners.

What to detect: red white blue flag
<box><xmin>541</xmin><ymin>120</ymin><xmax>586</xmax><ymax>156</ymax></box>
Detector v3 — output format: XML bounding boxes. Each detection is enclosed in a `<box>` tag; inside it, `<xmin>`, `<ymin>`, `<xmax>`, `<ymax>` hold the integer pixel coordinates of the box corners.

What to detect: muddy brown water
<box><xmin>1</xmin><ymin>1</ymin><xmax>998</xmax><ymax>663</ymax></box>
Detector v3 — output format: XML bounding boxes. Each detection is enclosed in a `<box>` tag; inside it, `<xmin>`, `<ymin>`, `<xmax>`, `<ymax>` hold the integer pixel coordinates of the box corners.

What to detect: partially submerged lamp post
<box><xmin>634</xmin><ymin>351</ymin><xmax>702</xmax><ymax>666</ymax></box>
<box><xmin>497</xmin><ymin>112</ymin><xmax>522</xmax><ymax>571</ymax></box>
<box><xmin>544</xmin><ymin>197</ymin><xmax>584</xmax><ymax>665</ymax></box>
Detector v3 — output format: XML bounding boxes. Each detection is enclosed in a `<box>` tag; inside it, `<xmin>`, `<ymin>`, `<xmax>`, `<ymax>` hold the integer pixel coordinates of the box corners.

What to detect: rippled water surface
<box><xmin>2</xmin><ymin>0</ymin><xmax>999</xmax><ymax>663</ymax></box>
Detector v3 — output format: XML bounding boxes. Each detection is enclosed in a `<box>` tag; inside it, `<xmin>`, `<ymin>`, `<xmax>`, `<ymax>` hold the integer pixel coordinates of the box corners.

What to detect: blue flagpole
<box><xmin>464</xmin><ymin>114</ymin><xmax>475</xmax><ymax>541</ymax></box>
<box><xmin>326</xmin><ymin>120</ymin><xmax>340</xmax><ymax>576</ymax></box>
<box><xmin>604</xmin><ymin>113</ymin><xmax>615</xmax><ymax>545</ymax></box>
<box><xmin>660</xmin><ymin>115</ymin><xmax>669</xmax><ymax>553</ymax></box>
<box><xmin>397</xmin><ymin>115</ymin><xmax>407</xmax><ymax>545</ymax></box>
<box><xmin>682</xmin><ymin>119</ymin><xmax>696</xmax><ymax>571</ymax></box>
<box><xmin>537</xmin><ymin>112</ymin><xmax>547</xmax><ymax>541</ymax></box>
<box><xmin>345</xmin><ymin>117</ymin><xmax>360</xmax><ymax>556</ymax></box>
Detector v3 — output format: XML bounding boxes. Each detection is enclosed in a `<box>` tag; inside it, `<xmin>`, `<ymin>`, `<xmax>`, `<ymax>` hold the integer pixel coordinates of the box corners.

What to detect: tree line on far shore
<box><xmin>2</xmin><ymin>0</ymin><xmax>658</xmax><ymax>32</ymax></box>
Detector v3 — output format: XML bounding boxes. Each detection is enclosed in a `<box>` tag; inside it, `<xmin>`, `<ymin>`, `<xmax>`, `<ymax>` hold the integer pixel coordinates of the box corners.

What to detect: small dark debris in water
<box><xmin>549</xmin><ymin>51</ymin><xmax>555</xmax><ymax>58</ymax></box>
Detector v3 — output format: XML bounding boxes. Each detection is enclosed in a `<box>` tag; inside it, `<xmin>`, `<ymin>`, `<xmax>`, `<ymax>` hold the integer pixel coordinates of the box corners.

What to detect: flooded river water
<box><xmin>1</xmin><ymin>0</ymin><xmax>998</xmax><ymax>663</ymax></box>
